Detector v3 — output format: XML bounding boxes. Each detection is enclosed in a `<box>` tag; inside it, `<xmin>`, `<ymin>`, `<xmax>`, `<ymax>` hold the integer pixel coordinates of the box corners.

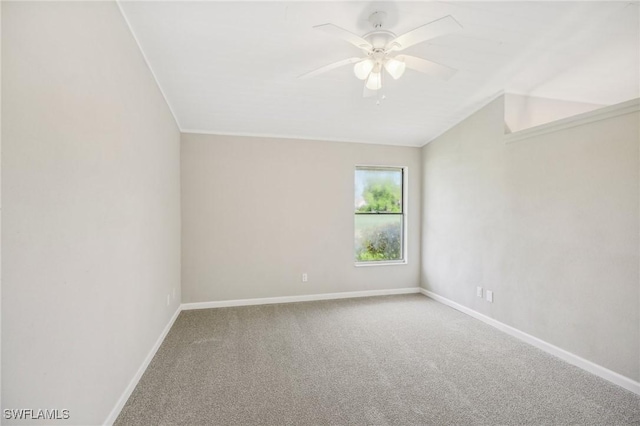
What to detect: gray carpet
<box><xmin>115</xmin><ymin>294</ymin><xmax>640</xmax><ymax>425</ymax></box>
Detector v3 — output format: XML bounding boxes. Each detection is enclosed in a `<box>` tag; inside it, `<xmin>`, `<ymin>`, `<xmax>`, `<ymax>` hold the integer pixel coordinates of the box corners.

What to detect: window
<box><xmin>354</xmin><ymin>166</ymin><xmax>406</xmax><ymax>265</ymax></box>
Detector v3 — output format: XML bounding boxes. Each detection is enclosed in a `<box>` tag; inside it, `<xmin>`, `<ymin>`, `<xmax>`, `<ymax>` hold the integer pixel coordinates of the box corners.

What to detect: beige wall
<box><xmin>2</xmin><ymin>2</ymin><xmax>181</xmax><ymax>424</ymax></box>
<box><xmin>421</xmin><ymin>96</ymin><xmax>639</xmax><ymax>381</ymax></box>
<box><xmin>181</xmin><ymin>133</ymin><xmax>421</xmax><ymax>303</ymax></box>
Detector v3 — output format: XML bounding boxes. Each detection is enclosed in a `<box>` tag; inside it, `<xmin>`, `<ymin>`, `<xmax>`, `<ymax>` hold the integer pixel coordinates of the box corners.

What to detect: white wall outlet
<box><xmin>486</xmin><ymin>290</ymin><xmax>494</xmax><ymax>303</ymax></box>
<box><xmin>302</xmin><ymin>273</ymin><xmax>308</xmax><ymax>283</ymax></box>
<box><xmin>476</xmin><ymin>286</ymin><xmax>483</xmax><ymax>298</ymax></box>
<box><xmin>166</xmin><ymin>294</ymin><xmax>170</xmax><ymax>306</ymax></box>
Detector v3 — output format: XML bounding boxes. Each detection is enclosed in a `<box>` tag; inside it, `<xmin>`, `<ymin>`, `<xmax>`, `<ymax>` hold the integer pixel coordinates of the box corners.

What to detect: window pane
<box><xmin>355</xmin><ymin>168</ymin><xmax>403</xmax><ymax>213</ymax></box>
<box><xmin>354</xmin><ymin>214</ymin><xmax>402</xmax><ymax>262</ymax></box>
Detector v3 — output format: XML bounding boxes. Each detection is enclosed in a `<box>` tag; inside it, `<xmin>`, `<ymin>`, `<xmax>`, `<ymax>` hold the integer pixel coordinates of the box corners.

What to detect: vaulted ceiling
<box><xmin>119</xmin><ymin>1</ymin><xmax>639</xmax><ymax>147</ymax></box>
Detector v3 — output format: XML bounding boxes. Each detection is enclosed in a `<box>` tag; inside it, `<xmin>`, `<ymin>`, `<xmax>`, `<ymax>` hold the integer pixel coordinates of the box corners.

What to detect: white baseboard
<box><xmin>419</xmin><ymin>288</ymin><xmax>640</xmax><ymax>396</ymax></box>
<box><xmin>181</xmin><ymin>287</ymin><xmax>421</xmax><ymax>310</ymax></box>
<box><xmin>105</xmin><ymin>286</ymin><xmax>637</xmax><ymax>425</ymax></box>
<box><xmin>103</xmin><ymin>306</ymin><xmax>182</xmax><ymax>425</ymax></box>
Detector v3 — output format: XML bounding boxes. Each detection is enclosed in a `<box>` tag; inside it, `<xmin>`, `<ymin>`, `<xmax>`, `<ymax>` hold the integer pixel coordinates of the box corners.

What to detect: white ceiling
<box><xmin>119</xmin><ymin>1</ymin><xmax>639</xmax><ymax>147</ymax></box>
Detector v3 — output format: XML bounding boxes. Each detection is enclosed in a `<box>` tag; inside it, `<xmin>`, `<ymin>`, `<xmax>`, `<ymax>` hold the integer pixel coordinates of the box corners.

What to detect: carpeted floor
<box><xmin>115</xmin><ymin>294</ymin><xmax>640</xmax><ymax>425</ymax></box>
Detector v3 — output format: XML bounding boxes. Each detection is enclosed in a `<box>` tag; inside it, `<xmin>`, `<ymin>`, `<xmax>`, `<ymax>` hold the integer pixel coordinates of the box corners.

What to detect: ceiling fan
<box><xmin>299</xmin><ymin>11</ymin><xmax>462</xmax><ymax>97</ymax></box>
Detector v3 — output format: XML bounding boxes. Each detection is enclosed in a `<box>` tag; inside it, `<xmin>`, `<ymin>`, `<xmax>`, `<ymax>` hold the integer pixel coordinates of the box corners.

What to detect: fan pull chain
<box><xmin>376</xmin><ymin>72</ymin><xmax>386</xmax><ymax>105</ymax></box>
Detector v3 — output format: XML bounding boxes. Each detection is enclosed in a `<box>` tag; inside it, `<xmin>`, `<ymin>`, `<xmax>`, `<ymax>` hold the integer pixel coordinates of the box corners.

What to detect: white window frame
<box><xmin>354</xmin><ymin>165</ymin><xmax>408</xmax><ymax>267</ymax></box>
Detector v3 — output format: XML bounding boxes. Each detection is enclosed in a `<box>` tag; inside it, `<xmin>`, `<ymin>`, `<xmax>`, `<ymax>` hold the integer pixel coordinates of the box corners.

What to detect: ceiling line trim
<box><xmin>420</xmin><ymin>90</ymin><xmax>505</xmax><ymax>148</ymax></box>
<box><xmin>504</xmin><ymin>97</ymin><xmax>640</xmax><ymax>144</ymax></box>
<box><xmin>180</xmin><ymin>129</ymin><xmax>422</xmax><ymax>148</ymax></box>
<box><xmin>116</xmin><ymin>1</ymin><xmax>183</xmax><ymax>131</ymax></box>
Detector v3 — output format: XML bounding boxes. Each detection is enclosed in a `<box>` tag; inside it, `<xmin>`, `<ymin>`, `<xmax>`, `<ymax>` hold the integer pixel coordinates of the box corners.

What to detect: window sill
<box><xmin>354</xmin><ymin>260</ymin><xmax>407</xmax><ymax>267</ymax></box>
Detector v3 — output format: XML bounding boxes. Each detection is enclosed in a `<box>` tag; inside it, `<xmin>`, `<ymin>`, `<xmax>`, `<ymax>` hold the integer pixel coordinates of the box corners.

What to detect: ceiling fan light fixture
<box><xmin>384</xmin><ymin>57</ymin><xmax>406</xmax><ymax>80</ymax></box>
<box><xmin>354</xmin><ymin>59</ymin><xmax>375</xmax><ymax>80</ymax></box>
<box><xmin>302</xmin><ymin>12</ymin><xmax>461</xmax><ymax>98</ymax></box>
<box><xmin>365</xmin><ymin>70</ymin><xmax>382</xmax><ymax>90</ymax></box>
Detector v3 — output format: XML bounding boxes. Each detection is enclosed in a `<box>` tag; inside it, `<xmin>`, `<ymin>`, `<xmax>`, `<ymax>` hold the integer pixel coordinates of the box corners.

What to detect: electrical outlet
<box><xmin>302</xmin><ymin>273</ymin><xmax>308</xmax><ymax>282</ymax></box>
<box><xmin>166</xmin><ymin>294</ymin><xmax>170</xmax><ymax>306</ymax></box>
<box><xmin>476</xmin><ymin>287</ymin><xmax>483</xmax><ymax>298</ymax></box>
<box><xmin>486</xmin><ymin>290</ymin><xmax>494</xmax><ymax>303</ymax></box>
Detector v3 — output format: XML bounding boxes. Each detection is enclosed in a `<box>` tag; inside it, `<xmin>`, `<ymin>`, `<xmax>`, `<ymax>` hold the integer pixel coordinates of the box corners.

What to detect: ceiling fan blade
<box><xmin>397</xmin><ymin>55</ymin><xmax>457</xmax><ymax>80</ymax></box>
<box><xmin>298</xmin><ymin>57</ymin><xmax>363</xmax><ymax>79</ymax></box>
<box><xmin>314</xmin><ymin>23</ymin><xmax>372</xmax><ymax>50</ymax></box>
<box><xmin>363</xmin><ymin>83</ymin><xmax>377</xmax><ymax>98</ymax></box>
<box><xmin>386</xmin><ymin>15</ymin><xmax>462</xmax><ymax>52</ymax></box>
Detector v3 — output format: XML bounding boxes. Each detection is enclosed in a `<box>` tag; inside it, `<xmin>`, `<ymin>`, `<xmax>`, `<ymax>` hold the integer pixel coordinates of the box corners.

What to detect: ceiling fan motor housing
<box><xmin>364</xmin><ymin>12</ymin><xmax>396</xmax><ymax>50</ymax></box>
<box><xmin>364</xmin><ymin>30</ymin><xmax>396</xmax><ymax>50</ymax></box>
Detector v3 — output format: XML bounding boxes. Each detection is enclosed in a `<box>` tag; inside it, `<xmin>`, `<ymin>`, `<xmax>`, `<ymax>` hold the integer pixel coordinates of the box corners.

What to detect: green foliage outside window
<box><xmin>355</xmin><ymin>169</ymin><xmax>404</xmax><ymax>262</ymax></box>
<box><xmin>356</xmin><ymin>222</ymin><xmax>401</xmax><ymax>261</ymax></box>
<box><xmin>356</xmin><ymin>178</ymin><xmax>401</xmax><ymax>213</ymax></box>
